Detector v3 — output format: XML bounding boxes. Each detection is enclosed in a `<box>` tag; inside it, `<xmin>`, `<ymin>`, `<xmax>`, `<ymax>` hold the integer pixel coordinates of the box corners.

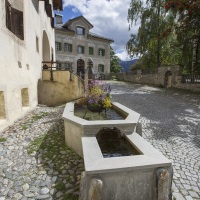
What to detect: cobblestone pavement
<box><xmin>0</xmin><ymin>105</ymin><xmax>83</xmax><ymax>200</ymax></box>
<box><xmin>110</xmin><ymin>81</ymin><xmax>200</xmax><ymax>200</ymax></box>
<box><xmin>0</xmin><ymin>81</ymin><xmax>199</xmax><ymax>200</ymax></box>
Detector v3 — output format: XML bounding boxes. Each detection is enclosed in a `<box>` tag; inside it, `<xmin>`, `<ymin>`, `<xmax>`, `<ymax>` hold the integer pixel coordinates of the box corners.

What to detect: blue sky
<box><xmin>55</xmin><ymin>0</ymin><xmax>139</xmax><ymax>61</ymax></box>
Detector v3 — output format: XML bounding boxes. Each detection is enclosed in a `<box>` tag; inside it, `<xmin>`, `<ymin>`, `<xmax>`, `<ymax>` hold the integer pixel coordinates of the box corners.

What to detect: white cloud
<box><xmin>72</xmin><ymin>7</ymin><xmax>79</xmax><ymax>13</ymax></box>
<box><xmin>63</xmin><ymin>0</ymin><xmax>139</xmax><ymax>60</ymax></box>
<box><xmin>116</xmin><ymin>49</ymin><xmax>131</xmax><ymax>61</ymax></box>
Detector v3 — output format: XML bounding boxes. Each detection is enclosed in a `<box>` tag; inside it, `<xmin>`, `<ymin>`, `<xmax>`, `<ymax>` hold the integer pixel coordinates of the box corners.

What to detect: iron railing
<box><xmin>42</xmin><ymin>61</ymin><xmax>72</xmax><ymax>81</ymax></box>
<box><xmin>181</xmin><ymin>75</ymin><xmax>200</xmax><ymax>84</ymax></box>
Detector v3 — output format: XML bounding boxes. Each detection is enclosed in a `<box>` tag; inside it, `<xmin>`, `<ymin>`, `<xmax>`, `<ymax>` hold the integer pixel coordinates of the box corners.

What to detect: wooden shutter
<box><xmin>46</xmin><ymin>3</ymin><xmax>52</xmax><ymax>18</ymax></box>
<box><xmin>59</xmin><ymin>43</ymin><xmax>61</xmax><ymax>51</ymax></box>
<box><xmin>82</xmin><ymin>46</ymin><xmax>85</xmax><ymax>54</ymax></box>
<box><xmin>11</xmin><ymin>7</ymin><xmax>24</xmax><ymax>40</ymax></box>
<box><xmin>5</xmin><ymin>0</ymin><xmax>24</xmax><ymax>40</ymax></box>
<box><xmin>83</xmin><ymin>28</ymin><xmax>85</xmax><ymax>35</ymax></box>
<box><xmin>18</xmin><ymin>9</ymin><xmax>24</xmax><ymax>40</ymax></box>
<box><xmin>51</xmin><ymin>17</ymin><xmax>54</xmax><ymax>28</ymax></box>
<box><xmin>102</xmin><ymin>65</ymin><xmax>104</xmax><ymax>72</ymax></box>
<box><xmin>5</xmin><ymin>0</ymin><xmax>11</xmax><ymax>31</ymax></box>
<box><xmin>89</xmin><ymin>47</ymin><xmax>93</xmax><ymax>55</ymax></box>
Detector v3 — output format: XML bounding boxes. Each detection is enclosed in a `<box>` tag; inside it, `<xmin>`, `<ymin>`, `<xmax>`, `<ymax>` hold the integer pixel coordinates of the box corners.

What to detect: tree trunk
<box><xmin>157</xmin><ymin>0</ymin><xmax>161</xmax><ymax>68</ymax></box>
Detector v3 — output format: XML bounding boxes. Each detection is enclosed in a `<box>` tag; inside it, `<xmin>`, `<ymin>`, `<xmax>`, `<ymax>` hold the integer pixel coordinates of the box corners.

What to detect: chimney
<box><xmin>55</xmin><ymin>14</ymin><xmax>63</xmax><ymax>26</ymax></box>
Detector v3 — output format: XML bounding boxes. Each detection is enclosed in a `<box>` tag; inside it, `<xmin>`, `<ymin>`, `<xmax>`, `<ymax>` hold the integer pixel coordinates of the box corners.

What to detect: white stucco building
<box><xmin>54</xmin><ymin>15</ymin><xmax>114</xmax><ymax>78</ymax></box>
<box><xmin>0</xmin><ymin>0</ymin><xmax>62</xmax><ymax>132</ymax></box>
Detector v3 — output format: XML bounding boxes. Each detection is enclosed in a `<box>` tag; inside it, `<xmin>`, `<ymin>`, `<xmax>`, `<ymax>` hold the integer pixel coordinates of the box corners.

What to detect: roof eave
<box><xmin>53</xmin><ymin>0</ymin><xmax>63</xmax><ymax>11</ymax></box>
<box><xmin>88</xmin><ymin>34</ymin><xmax>114</xmax><ymax>43</ymax></box>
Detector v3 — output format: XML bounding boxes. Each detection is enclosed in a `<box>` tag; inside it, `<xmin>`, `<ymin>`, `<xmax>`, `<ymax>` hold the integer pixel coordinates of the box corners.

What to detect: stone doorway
<box><xmin>164</xmin><ymin>71</ymin><xmax>172</xmax><ymax>88</ymax></box>
<box><xmin>77</xmin><ymin>59</ymin><xmax>85</xmax><ymax>79</ymax></box>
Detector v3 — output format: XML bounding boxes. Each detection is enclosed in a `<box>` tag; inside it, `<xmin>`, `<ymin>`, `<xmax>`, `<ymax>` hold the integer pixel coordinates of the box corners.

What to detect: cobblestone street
<box><xmin>0</xmin><ymin>81</ymin><xmax>199</xmax><ymax>200</ymax></box>
<box><xmin>110</xmin><ymin>81</ymin><xmax>200</xmax><ymax>200</ymax></box>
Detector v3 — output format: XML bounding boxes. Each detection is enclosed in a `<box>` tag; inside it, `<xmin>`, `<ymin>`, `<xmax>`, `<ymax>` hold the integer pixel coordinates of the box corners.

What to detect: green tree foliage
<box><xmin>164</xmin><ymin>0</ymin><xmax>200</xmax><ymax>76</ymax></box>
<box><xmin>110</xmin><ymin>47</ymin><xmax>123</xmax><ymax>73</ymax></box>
<box><xmin>127</xmin><ymin>0</ymin><xmax>181</xmax><ymax>69</ymax></box>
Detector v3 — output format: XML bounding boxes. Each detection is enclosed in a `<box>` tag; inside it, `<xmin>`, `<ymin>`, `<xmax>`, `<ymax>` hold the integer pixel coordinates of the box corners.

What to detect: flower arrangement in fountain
<box><xmin>87</xmin><ymin>80</ymin><xmax>112</xmax><ymax>110</ymax></box>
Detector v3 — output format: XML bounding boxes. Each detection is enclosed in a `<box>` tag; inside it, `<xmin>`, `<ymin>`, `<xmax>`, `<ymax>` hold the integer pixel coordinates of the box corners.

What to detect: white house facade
<box><xmin>54</xmin><ymin>15</ymin><xmax>114</xmax><ymax>78</ymax></box>
<box><xmin>0</xmin><ymin>0</ymin><xmax>62</xmax><ymax>132</ymax></box>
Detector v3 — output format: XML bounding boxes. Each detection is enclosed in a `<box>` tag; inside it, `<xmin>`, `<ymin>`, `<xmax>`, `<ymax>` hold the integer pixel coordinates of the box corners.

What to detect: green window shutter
<box><xmin>102</xmin><ymin>49</ymin><xmax>105</xmax><ymax>56</ymax></box>
<box><xmin>83</xmin><ymin>46</ymin><xmax>85</xmax><ymax>54</ymax></box>
<box><xmin>70</xmin><ymin>44</ymin><xmax>72</xmax><ymax>52</ymax></box>
<box><xmin>89</xmin><ymin>47</ymin><xmax>93</xmax><ymax>55</ymax></box>
<box><xmin>102</xmin><ymin>65</ymin><xmax>104</xmax><ymax>72</ymax></box>
<box><xmin>83</xmin><ymin>28</ymin><xmax>85</xmax><ymax>35</ymax></box>
<box><xmin>59</xmin><ymin>43</ymin><xmax>61</xmax><ymax>51</ymax></box>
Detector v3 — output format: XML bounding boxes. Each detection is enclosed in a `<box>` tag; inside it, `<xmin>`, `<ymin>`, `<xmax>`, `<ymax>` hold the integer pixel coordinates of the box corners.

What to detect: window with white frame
<box><xmin>77</xmin><ymin>45</ymin><xmax>84</xmax><ymax>54</ymax></box>
<box><xmin>76</xmin><ymin>26</ymin><xmax>85</xmax><ymax>35</ymax></box>
<box><xmin>98</xmin><ymin>48</ymin><xmax>105</xmax><ymax>56</ymax></box>
<box><xmin>64</xmin><ymin>43</ymin><xmax>72</xmax><ymax>52</ymax></box>
<box><xmin>98</xmin><ymin>64</ymin><xmax>104</xmax><ymax>73</ymax></box>
<box><xmin>55</xmin><ymin>42</ymin><xmax>61</xmax><ymax>51</ymax></box>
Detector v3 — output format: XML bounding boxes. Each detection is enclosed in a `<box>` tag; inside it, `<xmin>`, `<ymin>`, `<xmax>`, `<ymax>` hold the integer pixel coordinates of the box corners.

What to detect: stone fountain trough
<box><xmin>62</xmin><ymin>102</ymin><xmax>141</xmax><ymax>157</ymax></box>
<box><xmin>62</xmin><ymin>102</ymin><xmax>172</xmax><ymax>200</ymax></box>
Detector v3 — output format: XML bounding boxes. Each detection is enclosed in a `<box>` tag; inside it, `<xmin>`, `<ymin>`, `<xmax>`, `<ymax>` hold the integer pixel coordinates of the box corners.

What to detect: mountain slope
<box><xmin>119</xmin><ymin>59</ymin><xmax>138</xmax><ymax>71</ymax></box>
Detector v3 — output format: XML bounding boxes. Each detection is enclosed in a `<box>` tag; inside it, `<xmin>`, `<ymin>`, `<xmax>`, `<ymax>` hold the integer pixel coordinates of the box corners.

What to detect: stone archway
<box><xmin>42</xmin><ymin>31</ymin><xmax>51</xmax><ymax>62</ymax></box>
<box><xmin>164</xmin><ymin>71</ymin><xmax>172</xmax><ymax>88</ymax></box>
<box><xmin>77</xmin><ymin>59</ymin><xmax>85</xmax><ymax>78</ymax></box>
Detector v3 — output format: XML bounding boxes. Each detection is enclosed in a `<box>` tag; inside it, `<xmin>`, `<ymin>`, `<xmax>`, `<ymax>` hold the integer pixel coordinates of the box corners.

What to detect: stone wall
<box><xmin>117</xmin><ymin>65</ymin><xmax>200</xmax><ymax>92</ymax></box>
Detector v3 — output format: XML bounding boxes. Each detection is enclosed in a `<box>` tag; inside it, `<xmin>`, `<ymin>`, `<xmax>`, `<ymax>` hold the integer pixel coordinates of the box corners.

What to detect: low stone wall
<box><xmin>117</xmin><ymin>65</ymin><xmax>200</xmax><ymax>92</ymax></box>
<box><xmin>38</xmin><ymin>71</ymin><xmax>85</xmax><ymax>106</ymax></box>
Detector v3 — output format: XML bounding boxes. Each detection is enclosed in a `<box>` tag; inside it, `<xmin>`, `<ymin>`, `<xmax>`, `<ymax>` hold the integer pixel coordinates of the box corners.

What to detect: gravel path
<box><xmin>110</xmin><ymin>81</ymin><xmax>200</xmax><ymax>200</ymax></box>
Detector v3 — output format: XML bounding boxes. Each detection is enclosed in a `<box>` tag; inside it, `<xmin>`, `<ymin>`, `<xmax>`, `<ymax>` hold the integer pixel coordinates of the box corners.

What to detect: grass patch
<box><xmin>20</xmin><ymin>112</ymin><xmax>49</xmax><ymax>130</ymax></box>
<box><xmin>32</xmin><ymin>112</ymin><xmax>49</xmax><ymax>121</ymax></box>
<box><xmin>63</xmin><ymin>194</ymin><xmax>78</xmax><ymax>200</ymax></box>
<box><xmin>0</xmin><ymin>137</ymin><xmax>7</xmax><ymax>142</ymax></box>
<box><xmin>20</xmin><ymin>124</ymin><xmax>29</xmax><ymax>130</ymax></box>
<box><xmin>27</xmin><ymin>134</ymin><xmax>46</xmax><ymax>154</ymax></box>
<box><xmin>36</xmin><ymin>119</ymin><xmax>84</xmax><ymax>199</ymax></box>
<box><xmin>32</xmin><ymin>115</ymin><xmax>42</xmax><ymax>120</ymax></box>
<box><xmin>55</xmin><ymin>182</ymin><xmax>65</xmax><ymax>191</ymax></box>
